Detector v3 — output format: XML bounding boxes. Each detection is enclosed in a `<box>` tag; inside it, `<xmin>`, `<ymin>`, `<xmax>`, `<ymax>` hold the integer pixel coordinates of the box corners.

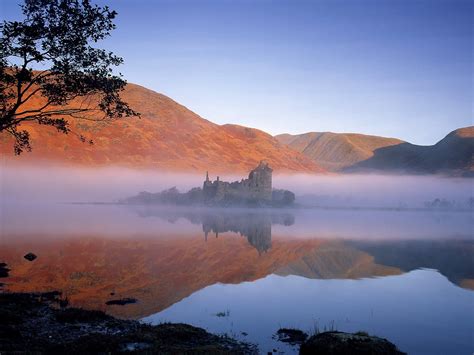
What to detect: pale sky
<box><xmin>1</xmin><ymin>0</ymin><xmax>472</xmax><ymax>145</ymax></box>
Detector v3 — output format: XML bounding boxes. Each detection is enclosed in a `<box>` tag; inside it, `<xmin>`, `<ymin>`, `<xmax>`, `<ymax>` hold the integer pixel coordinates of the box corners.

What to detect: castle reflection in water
<box><xmin>132</xmin><ymin>206</ymin><xmax>295</xmax><ymax>254</ymax></box>
<box><xmin>201</xmin><ymin>212</ymin><xmax>294</xmax><ymax>254</ymax></box>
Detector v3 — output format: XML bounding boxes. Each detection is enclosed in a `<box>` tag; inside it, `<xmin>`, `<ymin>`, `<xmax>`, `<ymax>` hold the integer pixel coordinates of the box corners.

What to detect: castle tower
<box><xmin>203</xmin><ymin>171</ymin><xmax>213</xmax><ymax>197</ymax></box>
<box><xmin>248</xmin><ymin>160</ymin><xmax>273</xmax><ymax>201</ymax></box>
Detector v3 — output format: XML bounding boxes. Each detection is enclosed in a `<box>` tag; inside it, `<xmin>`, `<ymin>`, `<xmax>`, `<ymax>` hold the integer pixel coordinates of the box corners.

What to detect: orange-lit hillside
<box><xmin>0</xmin><ymin>83</ymin><xmax>325</xmax><ymax>174</ymax></box>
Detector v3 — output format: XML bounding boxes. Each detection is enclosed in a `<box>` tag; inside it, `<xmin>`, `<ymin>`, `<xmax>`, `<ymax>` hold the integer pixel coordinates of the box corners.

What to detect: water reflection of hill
<box><xmin>348</xmin><ymin>240</ymin><xmax>474</xmax><ymax>289</ymax></box>
<box><xmin>2</xmin><ymin>234</ymin><xmax>472</xmax><ymax>320</ymax></box>
<box><xmin>276</xmin><ymin>239</ymin><xmax>474</xmax><ymax>290</ymax></box>
<box><xmin>1</xmin><ymin>208</ymin><xmax>472</xmax><ymax>320</ymax></box>
<box><xmin>275</xmin><ymin>242</ymin><xmax>401</xmax><ymax>279</ymax></box>
<box><xmin>0</xmin><ymin>235</ymin><xmax>322</xmax><ymax>319</ymax></box>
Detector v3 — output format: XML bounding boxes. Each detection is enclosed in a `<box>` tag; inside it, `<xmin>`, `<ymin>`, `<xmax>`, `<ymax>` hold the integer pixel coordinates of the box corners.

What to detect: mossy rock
<box><xmin>300</xmin><ymin>331</ymin><xmax>405</xmax><ymax>355</ymax></box>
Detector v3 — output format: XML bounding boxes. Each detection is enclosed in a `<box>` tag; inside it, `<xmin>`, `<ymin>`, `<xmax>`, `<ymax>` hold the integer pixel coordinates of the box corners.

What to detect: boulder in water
<box><xmin>24</xmin><ymin>253</ymin><xmax>37</xmax><ymax>262</ymax></box>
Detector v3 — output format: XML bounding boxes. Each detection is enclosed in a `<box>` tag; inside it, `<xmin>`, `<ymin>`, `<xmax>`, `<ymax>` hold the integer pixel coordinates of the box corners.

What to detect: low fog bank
<box><xmin>1</xmin><ymin>203</ymin><xmax>472</xmax><ymax>242</ymax></box>
<box><xmin>1</xmin><ymin>165</ymin><xmax>201</xmax><ymax>204</ymax></box>
<box><xmin>1</xmin><ymin>165</ymin><xmax>472</xmax><ymax>209</ymax></box>
<box><xmin>274</xmin><ymin>174</ymin><xmax>473</xmax><ymax>209</ymax></box>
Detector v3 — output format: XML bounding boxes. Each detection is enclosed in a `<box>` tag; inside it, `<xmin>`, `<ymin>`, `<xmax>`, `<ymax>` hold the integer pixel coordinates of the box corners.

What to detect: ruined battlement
<box><xmin>203</xmin><ymin>161</ymin><xmax>273</xmax><ymax>203</ymax></box>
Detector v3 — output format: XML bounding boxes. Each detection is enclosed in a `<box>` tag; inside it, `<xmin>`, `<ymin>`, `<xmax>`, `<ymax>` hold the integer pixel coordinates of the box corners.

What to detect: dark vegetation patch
<box><xmin>55</xmin><ymin>308</ymin><xmax>111</xmax><ymax>323</ymax></box>
<box><xmin>0</xmin><ymin>292</ymin><xmax>256</xmax><ymax>353</ymax></box>
<box><xmin>105</xmin><ymin>297</ymin><xmax>137</xmax><ymax>306</ymax></box>
<box><xmin>275</xmin><ymin>328</ymin><xmax>308</xmax><ymax>345</ymax></box>
<box><xmin>215</xmin><ymin>310</ymin><xmax>230</xmax><ymax>317</ymax></box>
<box><xmin>35</xmin><ymin>290</ymin><xmax>62</xmax><ymax>300</ymax></box>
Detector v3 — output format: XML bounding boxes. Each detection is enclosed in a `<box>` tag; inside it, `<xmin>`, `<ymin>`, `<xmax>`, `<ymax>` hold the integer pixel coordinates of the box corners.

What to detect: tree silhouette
<box><xmin>0</xmin><ymin>0</ymin><xmax>139</xmax><ymax>154</ymax></box>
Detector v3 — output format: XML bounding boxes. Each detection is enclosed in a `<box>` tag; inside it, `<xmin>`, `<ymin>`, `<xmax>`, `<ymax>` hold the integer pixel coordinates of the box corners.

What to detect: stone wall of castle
<box><xmin>202</xmin><ymin>161</ymin><xmax>273</xmax><ymax>203</ymax></box>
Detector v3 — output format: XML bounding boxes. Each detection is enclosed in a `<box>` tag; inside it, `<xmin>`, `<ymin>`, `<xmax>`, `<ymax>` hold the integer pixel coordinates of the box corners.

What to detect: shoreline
<box><xmin>64</xmin><ymin>201</ymin><xmax>473</xmax><ymax>213</ymax></box>
<box><xmin>0</xmin><ymin>290</ymin><xmax>257</xmax><ymax>353</ymax></box>
<box><xmin>0</xmin><ymin>290</ymin><xmax>405</xmax><ymax>354</ymax></box>
<box><xmin>0</xmin><ymin>262</ymin><xmax>256</xmax><ymax>353</ymax></box>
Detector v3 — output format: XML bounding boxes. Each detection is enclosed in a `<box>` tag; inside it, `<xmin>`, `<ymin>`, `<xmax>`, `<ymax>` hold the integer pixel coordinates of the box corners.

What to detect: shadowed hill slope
<box><xmin>0</xmin><ymin>83</ymin><xmax>324</xmax><ymax>174</ymax></box>
<box><xmin>347</xmin><ymin>239</ymin><xmax>474</xmax><ymax>289</ymax></box>
<box><xmin>276</xmin><ymin>127</ymin><xmax>473</xmax><ymax>175</ymax></box>
<box><xmin>344</xmin><ymin>127</ymin><xmax>474</xmax><ymax>175</ymax></box>
<box><xmin>275</xmin><ymin>132</ymin><xmax>403</xmax><ymax>171</ymax></box>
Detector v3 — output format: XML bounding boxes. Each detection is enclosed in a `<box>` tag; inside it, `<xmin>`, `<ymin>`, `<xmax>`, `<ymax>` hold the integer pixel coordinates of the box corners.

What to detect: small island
<box><xmin>122</xmin><ymin>161</ymin><xmax>296</xmax><ymax>207</ymax></box>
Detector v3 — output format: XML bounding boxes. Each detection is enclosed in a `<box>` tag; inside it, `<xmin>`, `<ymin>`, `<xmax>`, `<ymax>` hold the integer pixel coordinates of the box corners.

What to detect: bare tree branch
<box><xmin>0</xmin><ymin>0</ymin><xmax>140</xmax><ymax>154</ymax></box>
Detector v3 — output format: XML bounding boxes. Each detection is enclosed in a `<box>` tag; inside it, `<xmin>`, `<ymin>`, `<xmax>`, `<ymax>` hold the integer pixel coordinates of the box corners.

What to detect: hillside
<box><xmin>276</xmin><ymin>128</ymin><xmax>474</xmax><ymax>175</ymax></box>
<box><xmin>275</xmin><ymin>132</ymin><xmax>403</xmax><ymax>171</ymax></box>
<box><xmin>344</xmin><ymin>127</ymin><xmax>474</xmax><ymax>175</ymax></box>
<box><xmin>0</xmin><ymin>83</ymin><xmax>324</xmax><ymax>174</ymax></box>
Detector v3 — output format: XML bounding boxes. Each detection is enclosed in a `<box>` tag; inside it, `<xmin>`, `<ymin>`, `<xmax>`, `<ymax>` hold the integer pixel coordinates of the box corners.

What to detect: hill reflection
<box><xmin>1</xmin><ymin>206</ymin><xmax>472</xmax><ymax>320</ymax></box>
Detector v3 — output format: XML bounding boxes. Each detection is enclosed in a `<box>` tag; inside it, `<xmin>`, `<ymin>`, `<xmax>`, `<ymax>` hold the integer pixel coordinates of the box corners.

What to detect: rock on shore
<box><xmin>299</xmin><ymin>331</ymin><xmax>405</xmax><ymax>355</ymax></box>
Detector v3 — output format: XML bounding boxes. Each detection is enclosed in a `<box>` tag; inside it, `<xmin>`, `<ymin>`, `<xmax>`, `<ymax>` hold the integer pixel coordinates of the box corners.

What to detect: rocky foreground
<box><xmin>1</xmin><ymin>261</ymin><xmax>404</xmax><ymax>354</ymax></box>
<box><xmin>0</xmin><ymin>291</ymin><xmax>406</xmax><ymax>354</ymax></box>
<box><xmin>0</xmin><ymin>292</ymin><xmax>256</xmax><ymax>353</ymax></box>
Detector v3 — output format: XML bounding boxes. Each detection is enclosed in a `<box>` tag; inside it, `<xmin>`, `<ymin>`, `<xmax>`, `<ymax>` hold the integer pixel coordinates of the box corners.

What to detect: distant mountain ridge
<box><xmin>276</xmin><ymin>132</ymin><xmax>404</xmax><ymax>171</ymax></box>
<box><xmin>276</xmin><ymin>127</ymin><xmax>474</xmax><ymax>175</ymax></box>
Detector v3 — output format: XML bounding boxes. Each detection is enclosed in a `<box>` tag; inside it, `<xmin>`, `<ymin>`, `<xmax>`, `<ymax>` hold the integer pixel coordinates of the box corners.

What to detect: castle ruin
<box><xmin>202</xmin><ymin>161</ymin><xmax>273</xmax><ymax>203</ymax></box>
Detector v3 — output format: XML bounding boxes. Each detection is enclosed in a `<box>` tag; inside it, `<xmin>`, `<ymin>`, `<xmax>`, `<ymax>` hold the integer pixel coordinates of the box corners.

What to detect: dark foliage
<box><xmin>122</xmin><ymin>187</ymin><xmax>205</xmax><ymax>206</ymax></box>
<box><xmin>0</xmin><ymin>0</ymin><xmax>139</xmax><ymax>154</ymax></box>
<box><xmin>122</xmin><ymin>186</ymin><xmax>296</xmax><ymax>207</ymax></box>
<box><xmin>55</xmin><ymin>308</ymin><xmax>111</xmax><ymax>323</ymax></box>
<box><xmin>275</xmin><ymin>328</ymin><xmax>308</xmax><ymax>345</ymax></box>
<box><xmin>272</xmin><ymin>189</ymin><xmax>295</xmax><ymax>206</ymax></box>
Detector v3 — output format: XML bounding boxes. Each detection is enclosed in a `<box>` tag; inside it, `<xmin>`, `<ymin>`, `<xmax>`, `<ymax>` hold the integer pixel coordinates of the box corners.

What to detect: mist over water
<box><xmin>1</xmin><ymin>164</ymin><xmax>201</xmax><ymax>204</ymax></box>
<box><xmin>1</xmin><ymin>203</ymin><xmax>472</xmax><ymax>242</ymax></box>
<box><xmin>2</xmin><ymin>163</ymin><xmax>472</xmax><ymax>247</ymax></box>
<box><xmin>274</xmin><ymin>173</ymin><xmax>473</xmax><ymax>208</ymax></box>
<box><xmin>2</xmin><ymin>164</ymin><xmax>472</xmax><ymax>239</ymax></box>
<box><xmin>1</xmin><ymin>164</ymin><xmax>472</xmax><ymax>208</ymax></box>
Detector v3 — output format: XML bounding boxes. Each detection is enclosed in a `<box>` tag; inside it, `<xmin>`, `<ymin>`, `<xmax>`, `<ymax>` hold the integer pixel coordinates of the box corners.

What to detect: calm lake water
<box><xmin>1</xmin><ymin>203</ymin><xmax>473</xmax><ymax>354</ymax></box>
